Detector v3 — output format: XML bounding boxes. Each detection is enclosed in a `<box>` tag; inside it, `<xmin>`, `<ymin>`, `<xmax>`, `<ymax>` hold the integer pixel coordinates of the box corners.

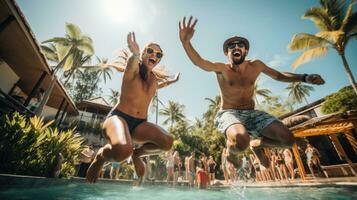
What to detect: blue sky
<box><xmin>17</xmin><ymin>0</ymin><xmax>357</xmax><ymax>123</ymax></box>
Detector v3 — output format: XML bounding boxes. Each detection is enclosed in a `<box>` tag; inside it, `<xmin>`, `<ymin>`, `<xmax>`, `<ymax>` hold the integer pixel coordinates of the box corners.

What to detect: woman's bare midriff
<box><xmin>116</xmin><ymin>102</ymin><xmax>150</xmax><ymax>119</ymax></box>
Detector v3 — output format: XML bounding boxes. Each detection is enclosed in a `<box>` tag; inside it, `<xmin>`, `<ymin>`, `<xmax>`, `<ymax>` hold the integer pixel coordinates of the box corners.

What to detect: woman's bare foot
<box><xmin>86</xmin><ymin>147</ymin><xmax>105</xmax><ymax>183</ymax></box>
<box><xmin>132</xmin><ymin>151</ymin><xmax>145</xmax><ymax>178</ymax></box>
<box><xmin>250</xmin><ymin>139</ymin><xmax>270</xmax><ymax>168</ymax></box>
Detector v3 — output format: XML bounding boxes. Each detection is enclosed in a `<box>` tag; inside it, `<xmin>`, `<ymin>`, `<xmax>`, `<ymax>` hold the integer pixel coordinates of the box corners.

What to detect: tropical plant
<box><xmin>36</xmin><ymin>23</ymin><xmax>94</xmax><ymax>116</ymax></box>
<box><xmin>260</xmin><ymin>96</ymin><xmax>291</xmax><ymax>117</ymax></box>
<box><xmin>87</xmin><ymin>57</ymin><xmax>113</xmax><ymax>98</ymax></box>
<box><xmin>108</xmin><ymin>89</ymin><xmax>120</xmax><ymax>105</ymax></box>
<box><xmin>286</xmin><ymin>82</ymin><xmax>315</xmax><ymax>104</ymax></box>
<box><xmin>159</xmin><ymin>101</ymin><xmax>186</xmax><ymax>129</ymax></box>
<box><xmin>254</xmin><ymin>82</ymin><xmax>272</xmax><ymax>105</ymax></box>
<box><xmin>68</xmin><ymin>69</ymin><xmax>102</xmax><ymax>103</ymax></box>
<box><xmin>321</xmin><ymin>85</ymin><xmax>357</xmax><ymax>114</ymax></box>
<box><xmin>288</xmin><ymin>0</ymin><xmax>357</xmax><ymax>95</ymax></box>
<box><xmin>41</xmin><ymin>43</ymin><xmax>92</xmax><ymax>87</ymax></box>
<box><xmin>203</xmin><ymin>96</ymin><xmax>221</xmax><ymax>129</ymax></box>
<box><xmin>0</xmin><ymin>112</ymin><xmax>84</xmax><ymax>177</ymax></box>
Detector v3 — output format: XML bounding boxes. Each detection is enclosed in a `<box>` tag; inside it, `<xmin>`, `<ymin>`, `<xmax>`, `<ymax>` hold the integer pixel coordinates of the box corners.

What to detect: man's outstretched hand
<box><xmin>179</xmin><ymin>16</ymin><xmax>198</xmax><ymax>44</ymax></box>
<box><xmin>306</xmin><ymin>74</ymin><xmax>325</xmax><ymax>85</ymax></box>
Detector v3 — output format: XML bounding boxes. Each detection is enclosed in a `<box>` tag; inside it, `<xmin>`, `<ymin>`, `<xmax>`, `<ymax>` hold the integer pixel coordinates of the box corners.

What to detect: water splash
<box><xmin>230</xmin><ymin>181</ymin><xmax>247</xmax><ymax>200</ymax></box>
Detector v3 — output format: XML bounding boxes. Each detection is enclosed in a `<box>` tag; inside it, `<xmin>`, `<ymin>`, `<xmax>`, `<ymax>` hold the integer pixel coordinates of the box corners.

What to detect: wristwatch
<box><xmin>302</xmin><ymin>74</ymin><xmax>308</xmax><ymax>82</ymax></box>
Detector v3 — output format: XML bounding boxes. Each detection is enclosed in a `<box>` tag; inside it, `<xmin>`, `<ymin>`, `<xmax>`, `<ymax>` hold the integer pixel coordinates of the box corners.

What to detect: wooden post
<box><xmin>24</xmin><ymin>71</ymin><xmax>47</xmax><ymax>107</ymax></box>
<box><xmin>54</xmin><ymin>98</ymin><xmax>66</xmax><ymax>121</ymax></box>
<box><xmin>344</xmin><ymin>129</ymin><xmax>357</xmax><ymax>154</ymax></box>
<box><xmin>292</xmin><ymin>143</ymin><xmax>306</xmax><ymax>180</ymax></box>
<box><xmin>57</xmin><ymin>103</ymin><xmax>68</xmax><ymax>128</ymax></box>
<box><xmin>330</xmin><ymin>134</ymin><xmax>356</xmax><ymax>176</ymax></box>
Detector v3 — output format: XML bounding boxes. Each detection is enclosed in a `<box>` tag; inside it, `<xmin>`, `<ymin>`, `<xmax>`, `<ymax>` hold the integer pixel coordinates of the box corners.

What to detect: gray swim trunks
<box><xmin>214</xmin><ymin>109</ymin><xmax>278</xmax><ymax>138</ymax></box>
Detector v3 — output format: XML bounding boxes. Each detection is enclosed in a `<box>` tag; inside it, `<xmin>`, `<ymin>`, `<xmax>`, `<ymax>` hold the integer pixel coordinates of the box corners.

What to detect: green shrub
<box><xmin>0</xmin><ymin>112</ymin><xmax>84</xmax><ymax>177</ymax></box>
<box><xmin>321</xmin><ymin>86</ymin><xmax>357</xmax><ymax>114</ymax></box>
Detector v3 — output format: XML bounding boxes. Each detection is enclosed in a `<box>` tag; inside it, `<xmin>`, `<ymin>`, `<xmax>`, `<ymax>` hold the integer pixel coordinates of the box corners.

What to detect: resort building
<box><xmin>280</xmin><ymin>96</ymin><xmax>357</xmax><ymax>179</ymax></box>
<box><xmin>72</xmin><ymin>97</ymin><xmax>112</xmax><ymax>147</ymax></box>
<box><xmin>0</xmin><ymin>0</ymin><xmax>78</xmax><ymax>126</ymax></box>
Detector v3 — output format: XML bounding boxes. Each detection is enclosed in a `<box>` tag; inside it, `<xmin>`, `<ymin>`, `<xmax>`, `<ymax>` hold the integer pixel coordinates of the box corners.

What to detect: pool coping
<box><xmin>1</xmin><ymin>174</ymin><xmax>357</xmax><ymax>189</ymax></box>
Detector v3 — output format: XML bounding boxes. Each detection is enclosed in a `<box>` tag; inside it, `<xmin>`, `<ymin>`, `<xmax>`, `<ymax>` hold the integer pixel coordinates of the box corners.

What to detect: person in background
<box><xmin>283</xmin><ymin>148</ymin><xmax>295</xmax><ymax>180</ymax></box>
<box><xmin>207</xmin><ymin>155</ymin><xmax>217</xmax><ymax>185</ymax></box>
<box><xmin>305</xmin><ymin>143</ymin><xmax>324</xmax><ymax>178</ymax></box>
<box><xmin>184</xmin><ymin>155</ymin><xmax>190</xmax><ymax>180</ymax></box>
<box><xmin>173</xmin><ymin>151</ymin><xmax>182</xmax><ymax>186</ymax></box>
<box><xmin>78</xmin><ymin>145</ymin><xmax>95</xmax><ymax>177</ymax></box>
<box><xmin>110</xmin><ymin>162</ymin><xmax>120</xmax><ymax>180</ymax></box>
<box><xmin>166</xmin><ymin>150</ymin><xmax>175</xmax><ymax>183</ymax></box>
<box><xmin>196</xmin><ymin>160</ymin><xmax>208</xmax><ymax>189</ymax></box>
<box><xmin>188</xmin><ymin>151</ymin><xmax>196</xmax><ymax>187</ymax></box>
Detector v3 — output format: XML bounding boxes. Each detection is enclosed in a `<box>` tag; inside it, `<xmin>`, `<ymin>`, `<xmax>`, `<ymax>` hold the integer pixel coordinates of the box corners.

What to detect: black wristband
<box><xmin>301</xmin><ymin>74</ymin><xmax>308</xmax><ymax>82</ymax></box>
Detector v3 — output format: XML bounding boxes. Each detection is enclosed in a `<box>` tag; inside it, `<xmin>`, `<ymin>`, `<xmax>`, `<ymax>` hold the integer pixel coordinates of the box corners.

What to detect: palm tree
<box><xmin>87</xmin><ymin>57</ymin><xmax>113</xmax><ymax>97</ymax></box>
<box><xmin>286</xmin><ymin>82</ymin><xmax>315</xmax><ymax>104</ymax></box>
<box><xmin>36</xmin><ymin>23</ymin><xmax>94</xmax><ymax>116</ymax></box>
<box><xmin>285</xmin><ymin>82</ymin><xmax>315</xmax><ymax>104</ymax></box>
<box><xmin>159</xmin><ymin>101</ymin><xmax>185</xmax><ymax>129</ymax></box>
<box><xmin>150</xmin><ymin>93</ymin><xmax>167</xmax><ymax>124</ymax></box>
<box><xmin>108</xmin><ymin>89</ymin><xmax>120</xmax><ymax>106</ymax></box>
<box><xmin>203</xmin><ymin>96</ymin><xmax>221</xmax><ymax>123</ymax></box>
<box><xmin>288</xmin><ymin>0</ymin><xmax>357</xmax><ymax>95</ymax></box>
<box><xmin>254</xmin><ymin>82</ymin><xmax>272</xmax><ymax>105</ymax></box>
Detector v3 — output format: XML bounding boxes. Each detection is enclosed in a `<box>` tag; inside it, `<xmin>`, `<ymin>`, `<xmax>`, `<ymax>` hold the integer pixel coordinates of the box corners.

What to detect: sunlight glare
<box><xmin>104</xmin><ymin>0</ymin><xmax>135</xmax><ymax>23</ymax></box>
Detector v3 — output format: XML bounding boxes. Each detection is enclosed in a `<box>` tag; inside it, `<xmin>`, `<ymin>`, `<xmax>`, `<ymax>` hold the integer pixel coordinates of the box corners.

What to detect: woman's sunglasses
<box><xmin>146</xmin><ymin>48</ymin><xmax>163</xmax><ymax>59</ymax></box>
<box><xmin>227</xmin><ymin>42</ymin><xmax>245</xmax><ymax>50</ymax></box>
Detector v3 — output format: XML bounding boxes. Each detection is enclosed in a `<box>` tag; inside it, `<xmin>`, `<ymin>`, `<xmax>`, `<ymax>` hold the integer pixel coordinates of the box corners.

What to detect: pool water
<box><xmin>1</xmin><ymin>182</ymin><xmax>356</xmax><ymax>200</ymax></box>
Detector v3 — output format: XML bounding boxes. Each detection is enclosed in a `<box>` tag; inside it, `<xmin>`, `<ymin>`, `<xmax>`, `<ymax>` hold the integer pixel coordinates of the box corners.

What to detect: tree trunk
<box><xmin>340</xmin><ymin>54</ymin><xmax>357</xmax><ymax>96</ymax></box>
<box><xmin>35</xmin><ymin>47</ymin><xmax>74</xmax><ymax>116</ymax></box>
<box><xmin>63</xmin><ymin>69</ymin><xmax>75</xmax><ymax>86</ymax></box>
<box><xmin>89</xmin><ymin>72</ymin><xmax>102</xmax><ymax>99</ymax></box>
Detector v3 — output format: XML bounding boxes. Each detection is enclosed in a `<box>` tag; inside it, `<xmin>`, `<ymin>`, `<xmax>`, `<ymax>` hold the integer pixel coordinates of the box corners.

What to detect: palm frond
<box><xmin>320</xmin><ymin>0</ymin><xmax>346</xmax><ymax>29</ymax></box>
<box><xmin>40</xmin><ymin>44</ymin><xmax>58</xmax><ymax>62</ymax></box>
<box><xmin>65</xmin><ymin>23</ymin><xmax>82</xmax><ymax>40</ymax></box>
<box><xmin>292</xmin><ymin>46</ymin><xmax>328</xmax><ymax>69</ymax></box>
<box><xmin>63</xmin><ymin>54</ymin><xmax>74</xmax><ymax>71</ymax></box>
<box><xmin>42</xmin><ymin>37</ymin><xmax>68</xmax><ymax>45</ymax></box>
<box><xmin>288</xmin><ymin>33</ymin><xmax>330</xmax><ymax>51</ymax></box>
<box><xmin>303</xmin><ymin>7</ymin><xmax>333</xmax><ymax>31</ymax></box>
<box><xmin>55</xmin><ymin>44</ymin><xmax>71</xmax><ymax>62</ymax></box>
<box><xmin>315</xmin><ymin>30</ymin><xmax>344</xmax><ymax>44</ymax></box>
<box><xmin>77</xmin><ymin>43</ymin><xmax>95</xmax><ymax>55</ymax></box>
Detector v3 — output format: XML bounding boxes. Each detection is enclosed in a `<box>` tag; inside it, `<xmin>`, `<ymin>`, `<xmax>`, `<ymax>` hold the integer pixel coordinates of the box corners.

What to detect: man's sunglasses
<box><xmin>146</xmin><ymin>48</ymin><xmax>163</xmax><ymax>59</ymax></box>
<box><xmin>227</xmin><ymin>42</ymin><xmax>245</xmax><ymax>50</ymax></box>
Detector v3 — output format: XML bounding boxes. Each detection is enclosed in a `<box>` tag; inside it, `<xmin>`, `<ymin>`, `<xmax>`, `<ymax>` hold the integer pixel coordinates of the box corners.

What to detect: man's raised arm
<box><xmin>179</xmin><ymin>16</ymin><xmax>223</xmax><ymax>72</ymax></box>
<box><xmin>256</xmin><ymin>60</ymin><xmax>325</xmax><ymax>85</ymax></box>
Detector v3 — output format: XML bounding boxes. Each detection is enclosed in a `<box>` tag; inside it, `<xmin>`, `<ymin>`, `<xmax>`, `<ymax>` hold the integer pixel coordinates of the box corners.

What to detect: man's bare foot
<box><xmin>226</xmin><ymin>147</ymin><xmax>242</xmax><ymax>169</ymax></box>
<box><xmin>250</xmin><ymin>139</ymin><xmax>270</xmax><ymax>168</ymax></box>
<box><xmin>132</xmin><ymin>151</ymin><xmax>145</xmax><ymax>178</ymax></box>
<box><xmin>86</xmin><ymin>147</ymin><xmax>105</xmax><ymax>183</ymax></box>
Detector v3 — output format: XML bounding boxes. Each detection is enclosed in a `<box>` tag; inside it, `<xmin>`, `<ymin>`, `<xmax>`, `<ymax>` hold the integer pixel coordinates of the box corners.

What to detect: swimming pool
<box><xmin>1</xmin><ymin>180</ymin><xmax>357</xmax><ymax>200</ymax></box>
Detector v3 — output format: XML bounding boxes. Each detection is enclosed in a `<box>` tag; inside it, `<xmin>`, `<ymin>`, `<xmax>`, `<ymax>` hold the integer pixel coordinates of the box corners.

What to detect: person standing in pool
<box><xmin>86</xmin><ymin>32</ymin><xmax>179</xmax><ymax>183</ymax></box>
<box><xmin>179</xmin><ymin>16</ymin><xmax>325</xmax><ymax>169</ymax></box>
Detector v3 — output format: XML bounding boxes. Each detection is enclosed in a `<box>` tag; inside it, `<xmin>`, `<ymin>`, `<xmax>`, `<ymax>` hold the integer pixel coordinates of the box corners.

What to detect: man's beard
<box><xmin>232</xmin><ymin>55</ymin><xmax>246</xmax><ymax>65</ymax></box>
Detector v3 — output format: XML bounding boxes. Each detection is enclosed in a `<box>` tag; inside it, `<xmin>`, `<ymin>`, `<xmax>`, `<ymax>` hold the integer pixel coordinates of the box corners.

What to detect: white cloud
<box><xmin>267</xmin><ymin>54</ymin><xmax>291</xmax><ymax>68</ymax></box>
